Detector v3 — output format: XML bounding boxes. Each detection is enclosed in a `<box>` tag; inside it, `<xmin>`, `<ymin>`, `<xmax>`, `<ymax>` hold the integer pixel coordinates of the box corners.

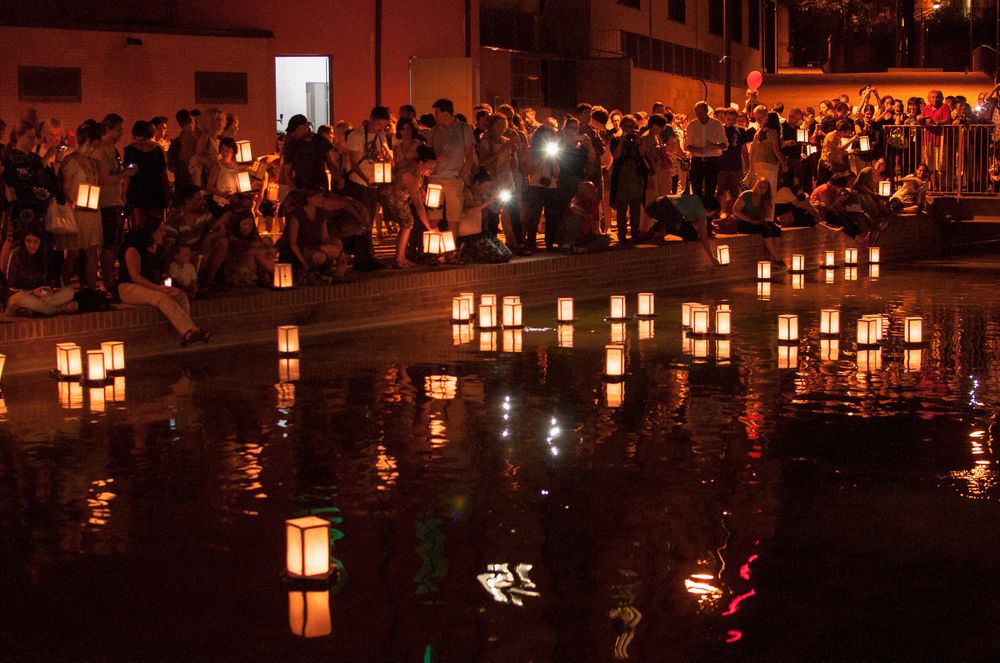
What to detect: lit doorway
<box><xmin>275</xmin><ymin>56</ymin><xmax>331</xmax><ymax>133</ymax></box>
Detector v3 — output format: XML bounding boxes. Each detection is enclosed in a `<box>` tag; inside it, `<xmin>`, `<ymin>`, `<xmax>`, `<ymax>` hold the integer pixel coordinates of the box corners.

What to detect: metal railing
<box><xmin>878</xmin><ymin>124</ymin><xmax>1000</xmax><ymax>197</ymax></box>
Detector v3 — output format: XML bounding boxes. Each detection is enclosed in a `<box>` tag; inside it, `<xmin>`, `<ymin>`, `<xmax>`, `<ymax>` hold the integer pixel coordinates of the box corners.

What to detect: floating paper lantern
<box><xmin>278</xmin><ymin>357</ymin><xmax>300</xmax><ymax>383</ymax></box>
<box><xmin>824</xmin><ymin>250</ymin><xmax>836</xmax><ymax>268</ymax></box>
<box><xmin>56</xmin><ymin>343</ymin><xmax>83</xmax><ymax>379</ymax></box>
<box><xmin>285</xmin><ymin>516</ymin><xmax>332</xmax><ymax>579</ymax></box>
<box><xmin>820</xmin><ymin>309</ymin><xmax>840</xmax><ymax>335</ymax></box>
<box><xmin>479</xmin><ymin>331</ymin><xmax>498</xmax><ymax>352</ymax></box>
<box><xmin>452</xmin><ymin>323</ymin><xmax>473</xmax><ymax>345</ymax></box>
<box><xmin>868</xmin><ymin>247</ymin><xmax>880</xmax><ymax>264</ymax></box>
<box><xmin>557</xmin><ymin>324</ymin><xmax>574</xmax><ymax>348</ymax></box>
<box><xmin>878</xmin><ymin>180</ymin><xmax>892</xmax><ymax>197</ymax></box>
<box><xmin>503</xmin><ymin>329</ymin><xmax>523</xmax><ymax>353</ymax></box>
<box><xmin>451</xmin><ymin>296</ymin><xmax>472</xmax><ymax>322</ymax></box>
<box><xmin>274</xmin><ymin>263</ymin><xmax>293</xmax><ymax>289</ymax></box>
<box><xmin>844</xmin><ymin>267</ymin><xmax>858</xmax><ymax>281</ymax></box>
<box><xmin>605</xmin><ymin>381</ymin><xmax>624</xmax><ymax>408</ymax></box>
<box><xmin>792</xmin><ymin>274</ymin><xmax>805</xmax><ymax>290</ymax></box>
<box><xmin>85</xmin><ymin>350</ymin><xmax>106</xmax><ymax>384</ymax></box>
<box><xmin>681</xmin><ymin>302</ymin><xmax>701</xmax><ymax>327</ymax></box>
<box><xmin>820</xmin><ymin>338</ymin><xmax>840</xmax><ymax>361</ymax></box>
<box><xmin>289</xmin><ymin>590</ymin><xmax>332</xmax><ymax>638</ymax></box>
<box><xmin>757</xmin><ymin>261</ymin><xmax>771</xmax><ymax>280</ymax></box>
<box><xmin>777</xmin><ymin>314</ymin><xmax>799</xmax><ymax>342</ymax></box>
<box><xmin>425</xmin><ymin>375</ymin><xmax>457</xmax><ymax>400</ymax></box>
<box><xmin>691</xmin><ymin>305</ymin><xmax>710</xmax><ymax>336</ymax></box>
<box><xmin>714</xmin><ymin>308</ymin><xmax>731</xmax><ymax>335</ymax></box>
<box><xmin>100</xmin><ymin>341</ymin><xmax>125</xmax><ymax>372</ymax></box>
<box><xmin>76</xmin><ymin>183</ymin><xmax>101</xmax><ymax>209</ymax></box>
<box><xmin>844</xmin><ymin>247</ymin><xmax>858</xmax><ymax>265</ymax></box>
<box><xmin>58</xmin><ymin>381</ymin><xmax>83</xmax><ymax>409</ymax></box>
<box><xmin>557</xmin><ymin>297</ymin><xmax>574</xmax><ymax>323</ymax></box>
<box><xmin>791</xmin><ymin>254</ymin><xmax>805</xmax><ymax>273</ymax></box>
<box><xmin>605</xmin><ymin>344</ymin><xmax>625</xmax><ymax>377</ymax></box>
<box><xmin>610</xmin><ymin>322</ymin><xmax>626</xmax><ymax>344</ymax></box>
<box><xmin>235</xmin><ymin>140</ymin><xmax>253</xmax><ymax>163</ymax></box>
<box><xmin>277</xmin><ymin>325</ymin><xmax>300</xmax><ymax>354</ymax></box>
<box><xmin>459</xmin><ymin>292</ymin><xmax>475</xmax><ymax>315</ymax></box>
<box><xmin>862</xmin><ymin>314</ymin><xmax>884</xmax><ymax>341</ymax></box>
<box><xmin>481</xmin><ymin>294</ymin><xmax>497</xmax><ymax>308</ymax></box>
<box><xmin>609</xmin><ymin>295</ymin><xmax>627</xmax><ymax>321</ymax></box>
<box><xmin>638</xmin><ymin>319</ymin><xmax>654</xmax><ymax>340</ymax></box>
<box><xmin>479</xmin><ymin>304</ymin><xmax>498</xmax><ymax>329</ymax></box>
<box><xmin>372</xmin><ymin>161</ymin><xmax>392</xmax><ymax>184</ymax></box>
<box><xmin>502</xmin><ymin>296</ymin><xmax>523</xmax><ymax>328</ymax></box>
<box><xmin>857</xmin><ymin>348</ymin><xmax>882</xmax><ymax>372</ymax></box>
<box><xmin>757</xmin><ymin>282</ymin><xmax>771</xmax><ymax>301</ymax></box>
<box><xmin>777</xmin><ymin>344</ymin><xmax>799</xmax><ymax>369</ymax></box>
<box><xmin>237</xmin><ymin>170</ymin><xmax>252</xmax><ymax>193</ymax></box>
<box><xmin>796</xmin><ymin>127</ymin><xmax>809</xmax><ymax>143</ymax></box>
<box><xmin>637</xmin><ymin>292</ymin><xmax>655</xmax><ymax>317</ymax></box>
<box><xmin>425</xmin><ymin>183</ymin><xmax>443</xmax><ymax>208</ymax></box>
<box><xmin>904</xmin><ymin>348</ymin><xmax>922</xmax><ymax>372</ymax></box>
<box><xmin>716</xmin><ymin>244</ymin><xmax>730</xmax><ymax>265</ymax></box>
<box><xmin>715</xmin><ymin>339</ymin><xmax>731</xmax><ymax>362</ymax></box>
<box><xmin>423</xmin><ymin>231</ymin><xmax>445</xmax><ymax>254</ymax></box>
<box><xmin>856</xmin><ymin>317</ymin><xmax>880</xmax><ymax>346</ymax></box>
<box><xmin>904</xmin><ymin>316</ymin><xmax>923</xmax><ymax>344</ymax></box>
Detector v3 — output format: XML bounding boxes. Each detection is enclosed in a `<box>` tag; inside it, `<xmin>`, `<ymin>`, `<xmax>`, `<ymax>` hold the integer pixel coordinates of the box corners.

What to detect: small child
<box><xmin>168</xmin><ymin>245</ymin><xmax>199</xmax><ymax>297</ymax></box>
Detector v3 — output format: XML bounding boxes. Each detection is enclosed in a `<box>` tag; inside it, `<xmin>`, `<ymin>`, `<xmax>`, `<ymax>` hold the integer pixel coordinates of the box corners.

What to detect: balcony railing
<box><xmin>877</xmin><ymin>124</ymin><xmax>1000</xmax><ymax>197</ymax></box>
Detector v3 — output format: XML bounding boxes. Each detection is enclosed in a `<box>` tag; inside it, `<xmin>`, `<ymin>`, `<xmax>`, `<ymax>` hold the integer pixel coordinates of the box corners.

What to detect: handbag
<box><xmin>45</xmin><ymin>200</ymin><xmax>78</xmax><ymax>235</ymax></box>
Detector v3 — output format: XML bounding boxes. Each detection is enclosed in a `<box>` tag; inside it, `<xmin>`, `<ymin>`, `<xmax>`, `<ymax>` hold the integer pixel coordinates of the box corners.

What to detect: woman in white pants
<box><xmin>750</xmin><ymin>112</ymin><xmax>786</xmax><ymax>195</ymax></box>
<box><xmin>118</xmin><ymin>220</ymin><xmax>210</xmax><ymax>346</ymax></box>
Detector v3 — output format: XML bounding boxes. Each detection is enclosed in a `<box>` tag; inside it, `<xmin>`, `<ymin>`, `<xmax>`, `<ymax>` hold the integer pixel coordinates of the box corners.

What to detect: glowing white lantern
<box><xmin>425</xmin><ymin>375</ymin><xmax>457</xmax><ymax>400</ymax></box>
<box><xmin>423</xmin><ymin>231</ymin><xmax>445</xmax><ymax>254</ymax></box>
<box><xmin>820</xmin><ymin>309</ymin><xmax>840</xmax><ymax>335</ymax></box>
<box><xmin>757</xmin><ymin>261</ymin><xmax>771</xmax><ymax>280</ymax></box>
<box><xmin>609</xmin><ymin>295</ymin><xmax>627</xmax><ymax>320</ymax></box>
<box><xmin>76</xmin><ymin>183</ymin><xmax>101</xmax><ymax>209</ymax></box>
<box><xmin>58</xmin><ymin>381</ymin><xmax>83</xmax><ymax>409</ymax></box>
<box><xmin>777</xmin><ymin>344</ymin><xmax>799</xmax><ymax>369</ymax></box>
<box><xmin>56</xmin><ymin>343</ymin><xmax>83</xmax><ymax>378</ymax></box>
<box><xmin>796</xmin><ymin>127</ymin><xmax>809</xmax><ymax>143</ymax></box>
<box><xmin>100</xmin><ymin>341</ymin><xmax>125</xmax><ymax>372</ymax></box>
<box><xmin>858</xmin><ymin>136</ymin><xmax>871</xmax><ymax>152</ymax></box>
<box><xmin>792</xmin><ymin>274</ymin><xmax>805</xmax><ymax>290</ymax></box>
<box><xmin>237</xmin><ymin>170</ymin><xmax>252</xmax><ymax>193</ymax></box>
<box><xmin>278</xmin><ymin>357</ymin><xmax>300</xmax><ymax>383</ymax></box>
<box><xmin>716</xmin><ymin>339</ymin><xmax>731</xmax><ymax>362</ymax></box>
<box><xmin>691</xmin><ymin>305</ymin><xmax>710</xmax><ymax>335</ymax></box>
<box><xmin>503</xmin><ymin>329</ymin><xmax>523</xmax><ymax>353</ymax></box>
<box><xmin>460</xmin><ymin>292</ymin><xmax>475</xmax><ymax>315</ymax></box>
<box><xmin>610</xmin><ymin>322</ymin><xmax>626</xmax><ymax>344</ymax></box>
<box><xmin>481</xmin><ymin>294</ymin><xmax>497</xmax><ymax>308</ymax></box>
<box><xmin>452</xmin><ymin>323</ymin><xmax>473</xmax><ymax>345</ymax></box>
<box><xmin>451</xmin><ymin>296</ymin><xmax>471</xmax><ymax>322</ymax></box>
<box><xmin>637</xmin><ymin>292</ymin><xmax>655</xmax><ymax>317</ymax></box>
<box><xmin>605</xmin><ymin>382</ymin><xmax>624</xmax><ymax>408</ymax></box>
<box><xmin>478</xmin><ymin>304</ymin><xmax>498</xmax><ymax>329</ymax></box>
<box><xmin>777</xmin><ymin>314</ymin><xmax>799</xmax><ymax>342</ymax></box>
<box><xmin>806</xmin><ymin>144</ymin><xmax>818</xmax><ymax>155</ymax></box>
<box><xmin>286</xmin><ymin>516</ymin><xmax>332</xmax><ymax>579</ymax></box>
<box><xmin>862</xmin><ymin>314</ymin><xmax>884</xmax><ymax>341</ymax></box>
<box><xmin>557</xmin><ymin>298</ymin><xmax>574</xmax><ymax>323</ymax></box>
<box><xmin>868</xmin><ymin>247</ymin><xmax>880</xmax><ymax>264</ymax></box>
<box><xmin>557</xmin><ymin>324</ymin><xmax>574</xmax><ymax>348</ymax></box>
<box><xmin>277</xmin><ymin>325</ymin><xmax>300</xmax><ymax>354</ymax></box>
<box><xmin>878</xmin><ymin>180</ymin><xmax>892</xmax><ymax>197</ymax></box>
<box><xmin>791</xmin><ymin>254</ymin><xmax>805</xmax><ymax>272</ymax></box>
<box><xmin>904</xmin><ymin>317</ymin><xmax>923</xmax><ymax>344</ymax></box>
<box><xmin>251</xmin><ymin>160</ymin><xmax>268</xmax><ymax>180</ymax></box>
<box><xmin>844</xmin><ymin>247</ymin><xmax>858</xmax><ymax>265</ymax></box>
<box><xmin>757</xmin><ymin>282</ymin><xmax>771</xmax><ymax>301</ymax></box>
<box><xmin>857</xmin><ymin>348</ymin><xmax>882</xmax><ymax>372</ymax></box>
<box><xmin>681</xmin><ymin>302</ymin><xmax>701</xmax><ymax>327</ymax></box>
<box><xmin>824</xmin><ymin>250</ymin><xmax>836</xmax><ymax>268</ymax></box>
<box><xmin>714</xmin><ymin>308</ymin><xmax>731</xmax><ymax>335</ymax></box>
<box><xmin>289</xmin><ymin>590</ymin><xmax>332</xmax><ymax>638</ymax></box>
<box><xmin>274</xmin><ymin>263</ymin><xmax>293</xmax><ymax>288</ymax></box>
<box><xmin>857</xmin><ymin>317</ymin><xmax>880</xmax><ymax>345</ymax></box>
<box><xmin>716</xmin><ymin>244</ymin><xmax>730</xmax><ymax>265</ymax></box>
<box><xmin>441</xmin><ymin>231</ymin><xmax>457</xmax><ymax>253</ymax></box>
<box><xmin>425</xmin><ymin>183</ymin><xmax>443</xmax><ymax>208</ymax></box>
<box><xmin>0</xmin><ymin>354</ymin><xmax>5</xmax><ymax>384</ymax></box>
<box><xmin>845</xmin><ymin>267</ymin><xmax>858</xmax><ymax>281</ymax></box>
<box><xmin>904</xmin><ymin>348</ymin><xmax>922</xmax><ymax>372</ymax></box>
<box><xmin>266</xmin><ymin>183</ymin><xmax>280</xmax><ymax>201</ymax></box>
<box><xmin>502</xmin><ymin>296</ymin><xmax>523</xmax><ymax>328</ymax></box>
<box><xmin>638</xmin><ymin>319</ymin><xmax>654</xmax><ymax>340</ymax></box>
<box><xmin>605</xmin><ymin>344</ymin><xmax>626</xmax><ymax>377</ymax></box>
<box><xmin>86</xmin><ymin>350</ymin><xmax>106</xmax><ymax>383</ymax></box>
<box><xmin>480</xmin><ymin>331</ymin><xmax>498</xmax><ymax>352</ymax></box>
<box><xmin>373</xmin><ymin>161</ymin><xmax>393</xmax><ymax>184</ymax></box>
<box><xmin>235</xmin><ymin>140</ymin><xmax>253</xmax><ymax>163</ymax></box>
<box><xmin>820</xmin><ymin>338</ymin><xmax>840</xmax><ymax>361</ymax></box>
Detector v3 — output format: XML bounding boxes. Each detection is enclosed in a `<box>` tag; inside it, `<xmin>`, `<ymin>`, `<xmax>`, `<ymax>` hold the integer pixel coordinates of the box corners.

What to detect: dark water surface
<box><xmin>1</xmin><ymin>256</ymin><xmax>999</xmax><ymax>662</ymax></box>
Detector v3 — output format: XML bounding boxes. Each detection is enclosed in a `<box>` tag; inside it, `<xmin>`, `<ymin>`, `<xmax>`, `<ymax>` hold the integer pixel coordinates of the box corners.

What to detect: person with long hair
<box><xmin>124</xmin><ymin>120</ymin><xmax>170</xmax><ymax>231</ymax></box>
<box><xmin>276</xmin><ymin>189</ymin><xmax>347</xmax><ymax>277</ymax></box>
<box><xmin>477</xmin><ymin>113</ymin><xmax>523</xmax><ymax>253</ymax></box>
<box><xmin>749</xmin><ymin>111</ymin><xmax>787</xmax><ymax>194</ymax></box>
<box><xmin>4</xmin><ymin>225</ymin><xmax>78</xmax><ymax>315</ymax></box>
<box><xmin>380</xmin><ymin>145</ymin><xmax>438</xmax><ymax>268</ymax></box>
<box><xmin>732</xmin><ymin>176</ymin><xmax>783</xmax><ymax>264</ymax></box>
<box><xmin>520</xmin><ymin>124</ymin><xmax>561</xmax><ymax>253</ymax></box>
<box><xmin>59</xmin><ymin>120</ymin><xmax>106</xmax><ymax>289</ymax></box>
<box><xmin>2</xmin><ymin>123</ymin><xmax>57</xmax><ymax>261</ymax></box>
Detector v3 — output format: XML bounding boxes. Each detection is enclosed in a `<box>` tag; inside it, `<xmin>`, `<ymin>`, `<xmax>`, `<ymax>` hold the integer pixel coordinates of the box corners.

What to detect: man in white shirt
<box><xmin>428</xmin><ymin>98</ymin><xmax>475</xmax><ymax>229</ymax></box>
<box><xmin>344</xmin><ymin>106</ymin><xmax>392</xmax><ymax>270</ymax></box>
<box><xmin>685</xmin><ymin>102</ymin><xmax>727</xmax><ymax>200</ymax></box>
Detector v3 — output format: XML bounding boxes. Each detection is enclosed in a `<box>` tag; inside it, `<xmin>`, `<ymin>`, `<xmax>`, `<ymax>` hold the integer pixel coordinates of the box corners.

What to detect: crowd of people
<box><xmin>2</xmin><ymin>84</ymin><xmax>994</xmax><ymax>342</ymax></box>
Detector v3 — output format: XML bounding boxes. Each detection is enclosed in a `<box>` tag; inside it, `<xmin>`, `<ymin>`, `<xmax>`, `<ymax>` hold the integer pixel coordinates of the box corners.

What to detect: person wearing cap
<box><xmin>280</xmin><ymin>114</ymin><xmax>342</xmax><ymax>193</ymax></box>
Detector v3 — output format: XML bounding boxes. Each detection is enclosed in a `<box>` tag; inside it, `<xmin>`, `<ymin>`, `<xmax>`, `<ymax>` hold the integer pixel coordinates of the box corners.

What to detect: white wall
<box><xmin>275</xmin><ymin>56</ymin><xmax>330</xmax><ymax>129</ymax></box>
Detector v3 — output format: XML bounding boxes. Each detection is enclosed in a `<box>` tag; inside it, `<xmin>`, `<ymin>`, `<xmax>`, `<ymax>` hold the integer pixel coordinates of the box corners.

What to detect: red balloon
<box><xmin>747</xmin><ymin>70</ymin><xmax>763</xmax><ymax>91</ymax></box>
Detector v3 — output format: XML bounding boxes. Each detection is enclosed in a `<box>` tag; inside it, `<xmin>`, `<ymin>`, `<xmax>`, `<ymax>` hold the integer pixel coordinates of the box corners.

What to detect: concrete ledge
<box><xmin>0</xmin><ymin>218</ymin><xmax>942</xmax><ymax>375</ymax></box>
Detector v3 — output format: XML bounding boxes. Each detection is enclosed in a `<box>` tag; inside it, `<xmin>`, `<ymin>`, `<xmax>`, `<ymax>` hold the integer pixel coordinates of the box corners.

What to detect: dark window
<box><xmin>618</xmin><ymin>0</ymin><xmax>641</xmax><ymax>8</ymax></box>
<box><xmin>194</xmin><ymin>71</ymin><xmax>248</xmax><ymax>105</ymax></box>
<box><xmin>728</xmin><ymin>0</ymin><xmax>743</xmax><ymax>43</ymax></box>
<box><xmin>512</xmin><ymin>56</ymin><xmax>542</xmax><ymax>105</ymax></box>
<box><xmin>748</xmin><ymin>0</ymin><xmax>760</xmax><ymax>48</ymax></box>
<box><xmin>709</xmin><ymin>0</ymin><xmax>723</xmax><ymax>36</ymax></box>
<box><xmin>663</xmin><ymin>42</ymin><xmax>675</xmax><ymax>73</ymax></box>
<box><xmin>542</xmin><ymin>59</ymin><xmax>576</xmax><ymax>108</ymax></box>
<box><xmin>668</xmin><ymin>0</ymin><xmax>686</xmax><ymax>23</ymax></box>
<box><xmin>637</xmin><ymin>35</ymin><xmax>652</xmax><ymax>69</ymax></box>
<box><xmin>18</xmin><ymin>66</ymin><xmax>81</xmax><ymax>103</ymax></box>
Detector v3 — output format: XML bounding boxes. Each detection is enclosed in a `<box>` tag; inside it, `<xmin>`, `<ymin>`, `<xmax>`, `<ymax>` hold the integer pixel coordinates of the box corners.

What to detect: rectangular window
<box><xmin>748</xmin><ymin>0</ymin><xmax>760</xmax><ymax>48</ymax></box>
<box><xmin>194</xmin><ymin>71</ymin><xmax>249</xmax><ymax>105</ymax></box>
<box><xmin>729</xmin><ymin>0</ymin><xmax>743</xmax><ymax>43</ymax></box>
<box><xmin>618</xmin><ymin>0</ymin><xmax>641</xmax><ymax>8</ymax></box>
<box><xmin>512</xmin><ymin>56</ymin><xmax>542</xmax><ymax>105</ymax></box>
<box><xmin>668</xmin><ymin>0</ymin><xmax>686</xmax><ymax>23</ymax></box>
<box><xmin>18</xmin><ymin>66</ymin><xmax>81</xmax><ymax>103</ymax></box>
<box><xmin>709</xmin><ymin>0</ymin><xmax>723</xmax><ymax>35</ymax></box>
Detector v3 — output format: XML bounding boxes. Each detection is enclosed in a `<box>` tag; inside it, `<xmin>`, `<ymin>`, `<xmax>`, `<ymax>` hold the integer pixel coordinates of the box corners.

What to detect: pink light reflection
<box><xmin>722</xmin><ymin>588</ymin><xmax>756</xmax><ymax>616</ymax></box>
<box><xmin>739</xmin><ymin>554</ymin><xmax>759</xmax><ymax>580</ymax></box>
<box><xmin>726</xmin><ymin>630</ymin><xmax>743</xmax><ymax>643</ymax></box>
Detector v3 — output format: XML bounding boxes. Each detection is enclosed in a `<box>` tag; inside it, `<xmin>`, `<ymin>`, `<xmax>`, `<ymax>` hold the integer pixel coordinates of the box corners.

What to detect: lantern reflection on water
<box><xmin>904</xmin><ymin>348</ymin><xmax>922</xmax><ymax>372</ymax></box>
<box><xmin>777</xmin><ymin>344</ymin><xmax>799</xmax><ymax>369</ymax></box>
<box><xmin>425</xmin><ymin>375</ymin><xmax>457</xmax><ymax>400</ymax></box>
<box><xmin>503</xmin><ymin>329</ymin><xmax>523</xmax><ymax>353</ymax></box>
<box><xmin>610</xmin><ymin>322</ymin><xmax>626</xmax><ymax>344</ymax></box>
<box><xmin>289</xmin><ymin>590</ymin><xmax>332</xmax><ymax>638</ymax></box>
<box><xmin>757</xmin><ymin>282</ymin><xmax>771</xmax><ymax>300</ymax></box>
<box><xmin>557</xmin><ymin>324</ymin><xmax>574</xmax><ymax>347</ymax></box>
<box><xmin>480</xmin><ymin>331</ymin><xmax>498</xmax><ymax>352</ymax></box>
<box><xmin>278</xmin><ymin>357</ymin><xmax>300</xmax><ymax>383</ymax></box>
<box><xmin>820</xmin><ymin>338</ymin><xmax>840</xmax><ymax>361</ymax></box>
<box><xmin>452</xmin><ymin>323</ymin><xmax>474</xmax><ymax>345</ymax></box>
<box><xmin>791</xmin><ymin>273</ymin><xmax>805</xmax><ymax>290</ymax></box>
<box><xmin>716</xmin><ymin>339</ymin><xmax>731</xmax><ymax>363</ymax></box>
<box><xmin>857</xmin><ymin>348</ymin><xmax>882</xmax><ymax>372</ymax></box>
<box><xmin>638</xmin><ymin>319</ymin><xmax>654</xmax><ymax>340</ymax></box>
<box><xmin>606</xmin><ymin>381</ymin><xmax>624</xmax><ymax>408</ymax></box>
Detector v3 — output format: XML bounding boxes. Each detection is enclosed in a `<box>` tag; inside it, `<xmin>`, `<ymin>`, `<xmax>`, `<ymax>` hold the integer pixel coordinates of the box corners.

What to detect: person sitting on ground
<box><xmin>852</xmin><ymin>165</ymin><xmax>890</xmax><ymax>228</ymax></box>
<box><xmin>809</xmin><ymin>173</ymin><xmax>865</xmax><ymax>242</ymax></box>
<box><xmin>168</xmin><ymin>244</ymin><xmax>199</xmax><ymax>298</ymax></box>
<box><xmin>644</xmin><ymin>191</ymin><xmax>720</xmax><ymax>264</ymax></box>
<box><xmin>118</xmin><ymin>219</ymin><xmax>210</xmax><ymax>346</ymax></box>
<box><xmin>224</xmin><ymin>193</ymin><xmax>276</xmax><ymax>286</ymax></box>
<box><xmin>167</xmin><ymin>185</ymin><xmax>228</xmax><ymax>289</ymax></box>
<box><xmin>561</xmin><ymin>181</ymin><xmax>611</xmax><ymax>254</ymax></box>
<box><xmin>774</xmin><ymin>183</ymin><xmax>821</xmax><ymax>228</ymax></box>
<box><xmin>733</xmin><ymin>177</ymin><xmax>784</xmax><ymax>266</ymax></box>
<box><xmin>277</xmin><ymin>189</ymin><xmax>348</xmax><ymax>280</ymax></box>
<box><xmin>889</xmin><ymin>163</ymin><xmax>931</xmax><ymax>213</ymax></box>
<box><xmin>4</xmin><ymin>226</ymin><xmax>78</xmax><ymax>316</ymax></box>
<box><xmin>458</xmin><ymin>170</ymin><xmax>511</xmax><ymax>264</ymax></box>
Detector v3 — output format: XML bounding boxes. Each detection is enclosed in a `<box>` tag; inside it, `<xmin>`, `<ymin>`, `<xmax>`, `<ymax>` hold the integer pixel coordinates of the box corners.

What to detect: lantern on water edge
<box><xmin>274</xmin><ymin>263</ymin><xmax>294</xmax><ymax>289</ymax></box>
<box><xmin>637</xmin><ymin>292</ymin><xmax>655</xmax><ymax>317</ymax></box>
<box><xmin>606</xmin><ymin>381</ymin><xmax>624</xmax><ymax>408</ymax></box>
<box><xmin>56</xmin><ymin>343</ymin><xmax>83</xmax><ymax>378</ymax></box>
<box><xmin>609</xmin><ymin>295</ymin><xmax>627</xmax><ymax>320</ymax></box>
<box><xmin>844</xmin><ymin>247</ymin><xmax>858</xmax><ymax>266</ymax></box>
<box><xmin>857</xmin><ymin>348</ymin><xmax>882</xmax><ymax>373</ymax></box>
<box><xmin>452</xmin><ymin>323</ymin><xmax>474</xmax><ymax>345</ymax></box>
<box><xmin>100</xmin><ymin>341</ymin><xmax>125</xmax><ymax>372</ymax></box>
<box><xmin>605</xmin><ymin>344</ymin><xmax>626</xmax><ymax>378</ymax></box>
<box><xmin>503</xmin><ymin>329</ymin><xmax>523</xmax><ymax>353</ymax></box>
<box><xmin>557</xmin><ymin>297</ymin><xmax>574</xmax><ymax>323</ymax></box>
<box><xmin>638</xmin><ymin>319</ymin><xmax>654</xmax><ymax>340</ymax></box>
<box><xmin>279</xmin><ymin>357</ymin><xmax>300</xmax><ymax>383</ymax></box>
<box><xmin>610</xmin><ymin>322</ymin><xmax>626</xmax><ymax>344</ymax></box>
<box><xmin>479</xmin><ymin>331</ymin><xmax>498</xmax><ymax>352</ymax></box>
<box><xmin>824</xmin><ymin>250</ymin><xmax>836</xmax><ymax>268</ymax></box>
<box><xmin>757</xmin><ymin>261</ymin><xmax>771</xmax><ymax>280</ymax></box>
<box><xmin>425</xmin><ymin>375</ymin><xmax>457</xmax><ymax>400</ymax></box>
<box><xmin>557</xmin><ymin>325</ymin><xmax>574</xmax><ymax>348</ymax></box>
<box><xmin>904</xmin><ymin>317</ymin><xmax>923</xmax><ymax>344</ymax></box>
<box><xmin>502</xmin><ymin>296</ymin><xmax>523</xmax><ymax>328</ymax></box>
<box><xmin>868</xmin><ymin>247</ymin><xmax>880</xmax><ymax>264</ymax></box>
<box><xmin>451</xmin><ymin>296</ymin><xmax>472</xmax><ymax>322</ymax></box>
<box><xmin>58</xmin><ymin>381</ymin><xmax>83</xmax><ymax>409</ymax></box>
<box><xmin>235</xmin><ymin>140</ymin><xmax>253</xmax><ymax>163</ymax></box>
<box><xmin>716</xmin><ymin>244</ymin><xmax>730</xmax><ymax>265</ymax></box>
<box><xmin>791</xmin><ymin>254</ymin><xmax>805</xmax><ymax>273</ymax></box>
<box><xmin>76</xmin><ymin>183</ymin><xmax>101</xmax><ymax>209</ymax></box>
<box><xmin>481</xmin><ymin>294</ymin><xmax>497</xmax><ymax>308</ymax></box>
<box><xmin>237</xmin><ymin>170</ymin><xmax>252</xmax><ymax>193</ymax></box>
<box><xmin>820</xmin><ymin>338</ymin><xmax>840</xmax><ymax>361</ymax></box>
<box><xmin>285</xmin><ymin>516</ymin><xmax>332</xmax><ymax>579</ymax></box>
<box><xmin>441</xmin><ymin>231</ymin><xmax>457</xmax><ymax>253</ymax></box>
<box><xmin>820</xmin><ymin>309</ymin><xmax>840</xmax><ymax>335</ymax></box>
<box><xmin>277</xmin><ymin>326</ymin><xmax>300</xmax><ymax>354</ymax></box>
<box><xmin>86</xmin><ymin>350</ymin><xmax>107</xmax><ymax>384</ymax></box>
<box><xmin>757</xmin><ymin>282</ymin><xmax>771</xmax><ymax>301</ymax></box>
<box><xmin>791</xmin><ymin>273</ymin><xmax>805</xmax><ymax>290</ymax></box>
<box><xmin>905</xmin><ymin>348</ymin><xmax>922</xmax><ymax>372</ymax></box>
<box><xmin>716</xmin><ymin>339</ymin><xmax>731</xmax><ymax>362</ymax></box>
<box><xmin>796</xmin><ymin>127</ymin><xmax>809</xmax><ymax>143</ymax></box>
<box><xmin>845</xmin><ymin>267</ymin><xmax>858</xmax><ymax>281</ymax></box>
<box><xmin>878</xmin><ymin>180</ymin><xmax>892</xmax><ymax>197</ymax></box>
<box><xmin>478</xmin><ymin>304</ymin><xmax>498</xmax><ymax>329</ymax></box>
<box><xmin>777</xmin><ymin>314</ymin><xmax>799</xmax><ymax>342</ymax></box>
<box><xmin>423</xmin><ymin>231</ymin><xmax>445</xmax><ymax>255</ymax></box>
<box><xmin>681</xmin><ymin>302</ymin><xmax>702</xmax><ymax>327</ymax></box>
<box><xmin>289</xmin><ymin>590</ymin><xmax>332</xmax><ymax>639</ymax></box>
<box><xmin>777</xmin><ymin>344</ymin><xmax>799</xmax><ymax>369</ymax></box>
<box><xmin>425</xmin><ymin>183</ymin><xmax>443</xmax><ymax>209</ymax></box>
<box><xmin>715</xmin><ymin>308</ymin><xmax>732</xmax><ymax>336</ymax></box>
<box><xmin>856</xmin><ymin>317</ymin><xmax>880</xmax><ymax>346</ymax></box>
<box><xmin>691</xmin><ymin>305</ymin><xmax>710</xmax><ymax>336</ymax></box>
<box><xmin>373</xmin><ymin>161</ymin><xmax>393</xmax><ymax>184</ymax></box>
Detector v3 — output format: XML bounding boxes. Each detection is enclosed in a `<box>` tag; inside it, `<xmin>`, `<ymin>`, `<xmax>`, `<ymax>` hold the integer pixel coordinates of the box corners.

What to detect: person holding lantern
<box><xmin>379</xmin><ymin>145</ymin><xmax>438</xmax><ymax>269</ymax></box>
<box><xmin>59</xmin><ymin>120</ymin><xmax>106</xmax><ymax>290</ymax></box>
<box><xmin>344</xmin><ymin>106</ymin><xmax>393</xmax><ymax>272</ymax></box>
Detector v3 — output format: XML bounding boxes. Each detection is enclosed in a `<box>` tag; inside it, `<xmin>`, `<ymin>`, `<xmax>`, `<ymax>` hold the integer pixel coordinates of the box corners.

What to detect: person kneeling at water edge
<box><xmin>644</xmin><ymin>191</ymin><xmax>721</xmax><ymax>264</ymax></box>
